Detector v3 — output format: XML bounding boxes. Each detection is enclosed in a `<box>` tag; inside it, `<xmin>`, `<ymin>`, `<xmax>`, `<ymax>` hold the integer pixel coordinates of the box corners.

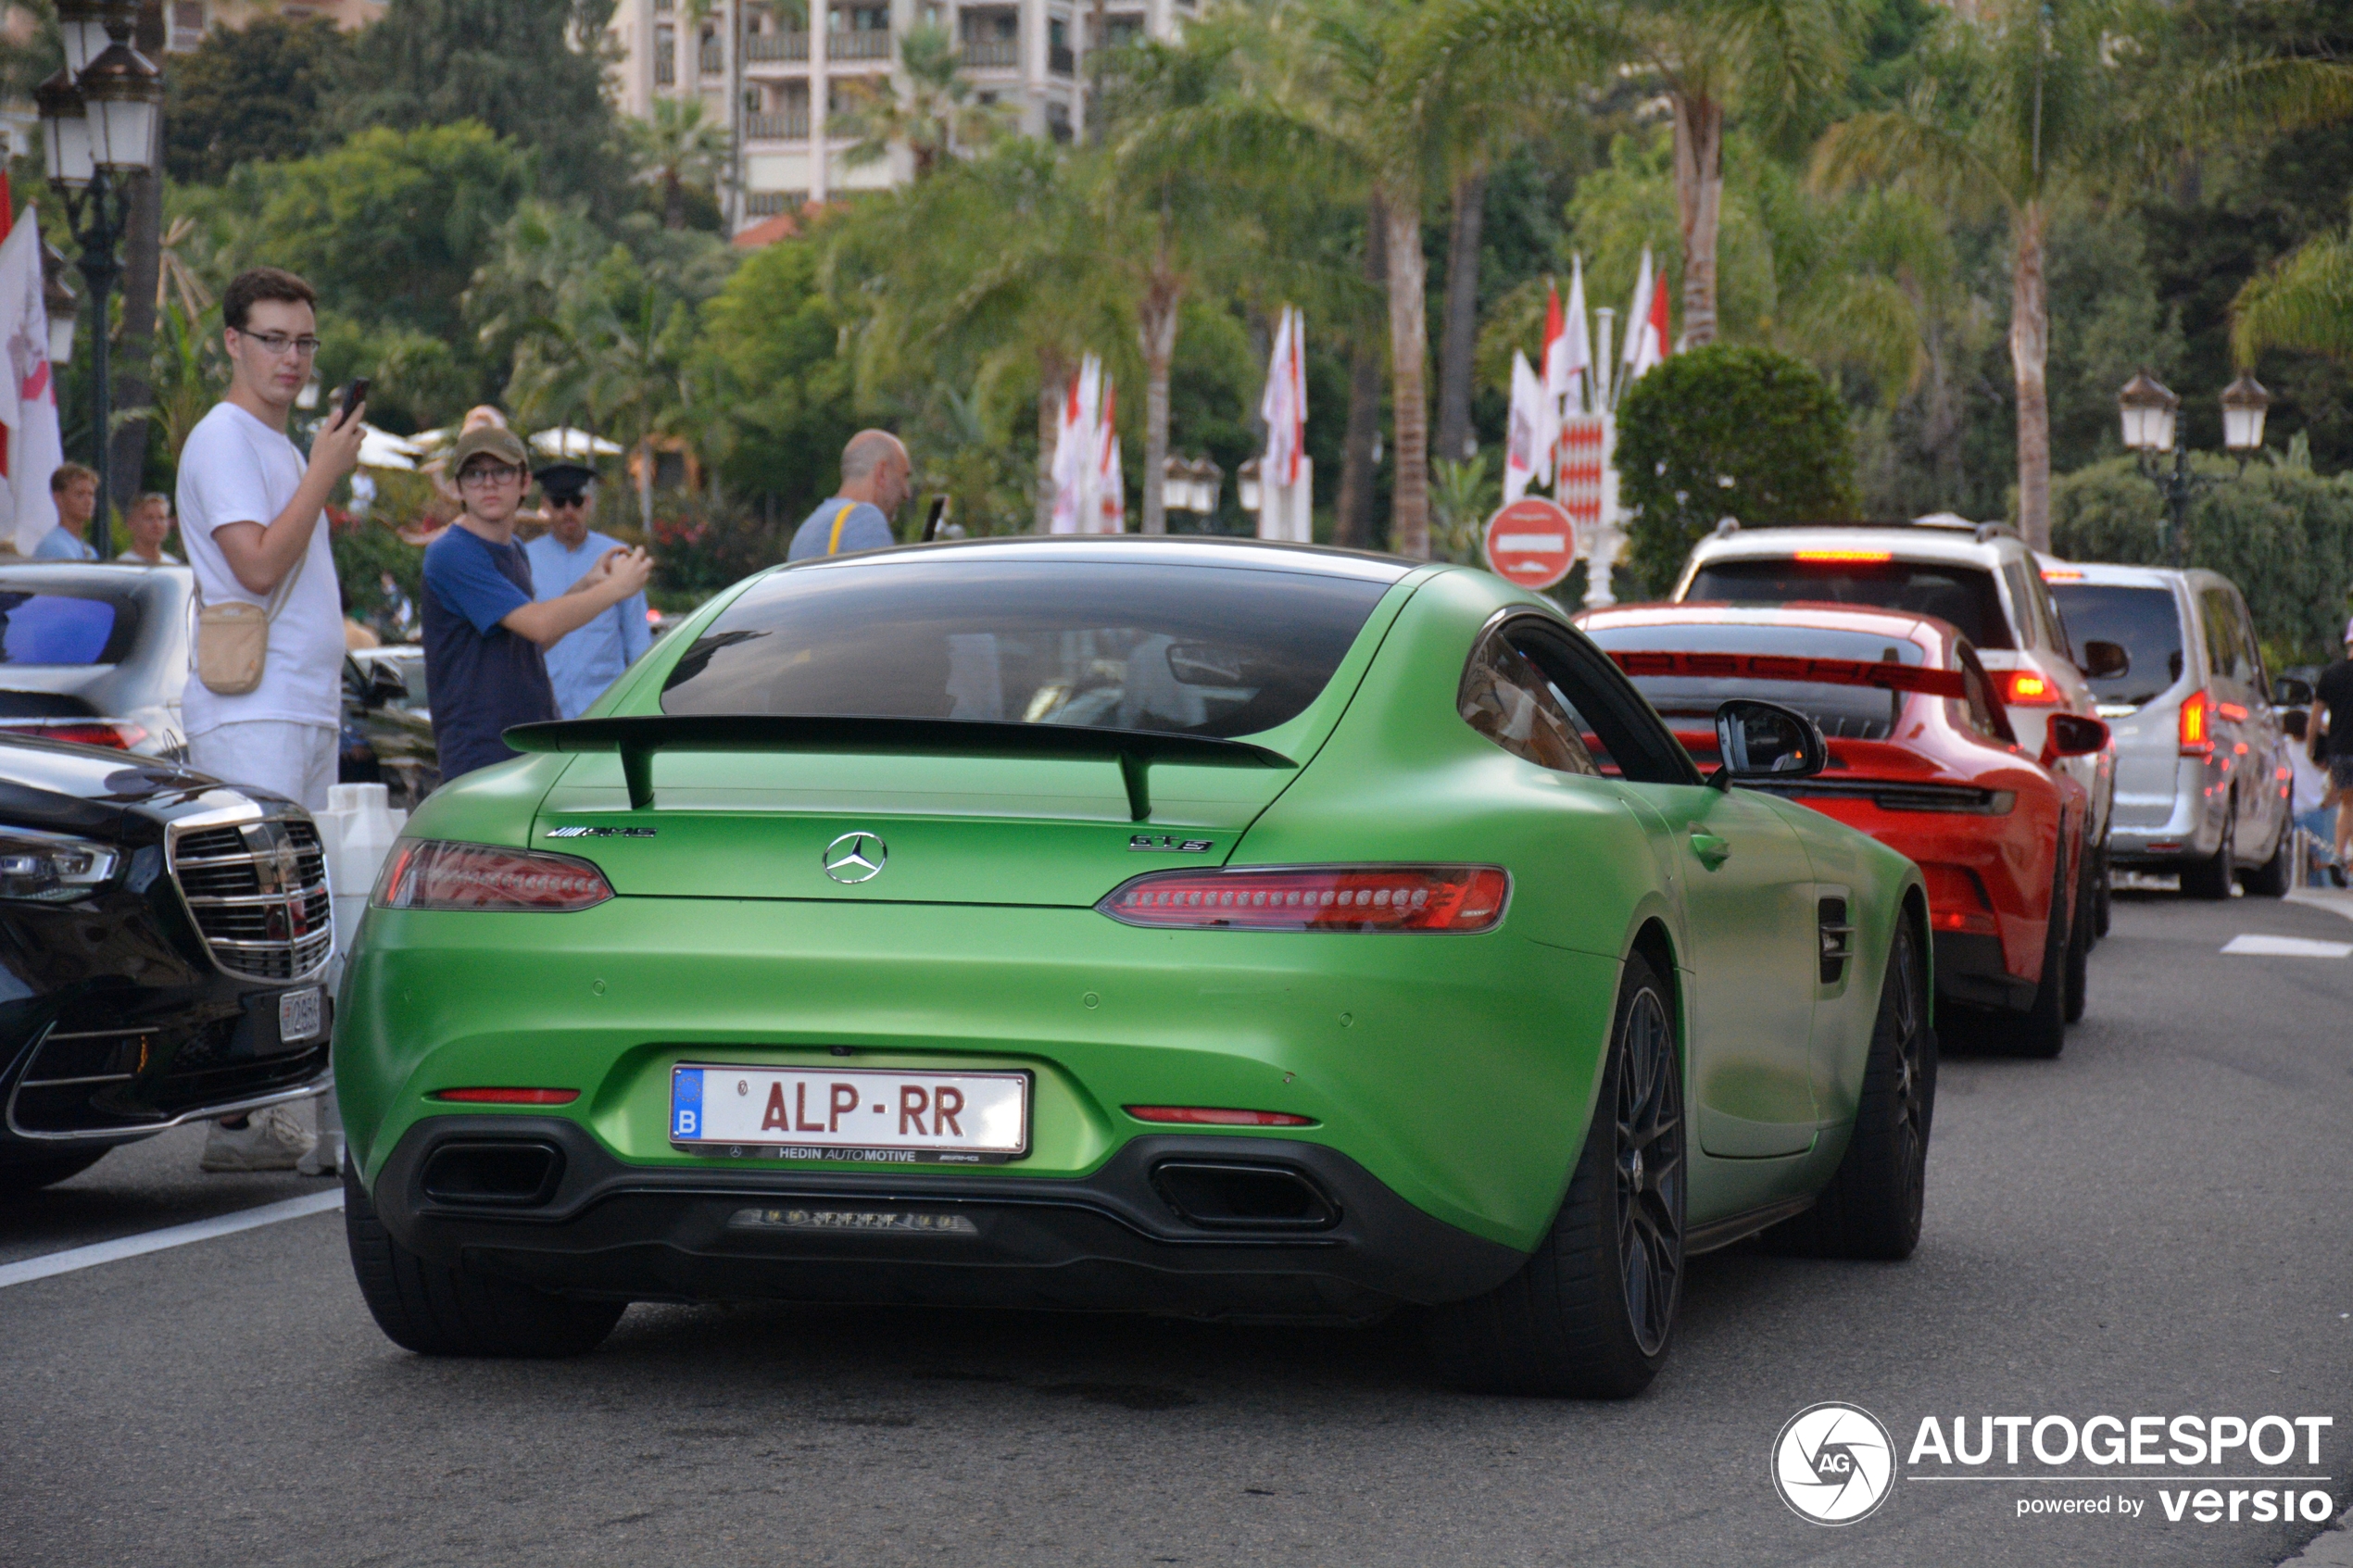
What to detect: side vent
<box><xmin>1818</xmin><ymin>897</ymin><xmax>1854</xmax><ymax>985</ymax></box>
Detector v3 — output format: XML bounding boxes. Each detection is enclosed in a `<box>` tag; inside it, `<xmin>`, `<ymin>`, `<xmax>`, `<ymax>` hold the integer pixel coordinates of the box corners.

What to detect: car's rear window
<box><xmin>0</xmin><ymin>590</ymin><xmax>132</xmax><ymax>666</ymax></box>
<box><xmin>2046</xmin><ymin>583</ymin><xmax>2183</xmax><ymax>707</ymax></box>
<box><xmin>1585</xmin><ymin>622</ymin><xmax>1931</xmax><ymax>741</ymax></box>
<box><xmin>661</xmin><ymin>560</ymin><xmax>1390</xmax><ymax>739</ymax></box>
<box><xmin>1684</xmin><ymin>558</ymin><xmax>2012</xmax><ymax>649</ymax></box>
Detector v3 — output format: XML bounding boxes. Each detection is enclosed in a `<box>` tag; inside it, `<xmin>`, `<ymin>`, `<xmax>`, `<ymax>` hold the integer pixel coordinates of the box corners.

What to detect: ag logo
<box><xmin>1772</xmin><ymin>1402</ymin><xmax>1895</xmax><ymax>1525</ymax></box>
<box><xmin>822</xmin><ymin>832</ymin><xmax>887</xmax><ymax>884</ymax></box>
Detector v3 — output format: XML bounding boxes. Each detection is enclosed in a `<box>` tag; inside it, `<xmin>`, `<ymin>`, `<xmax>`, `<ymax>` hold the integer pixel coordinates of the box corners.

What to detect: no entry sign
<box><xmin>1482</xmin><ymin>497</ymin><xmax>1577</xmax><ymax>590</ymax></box>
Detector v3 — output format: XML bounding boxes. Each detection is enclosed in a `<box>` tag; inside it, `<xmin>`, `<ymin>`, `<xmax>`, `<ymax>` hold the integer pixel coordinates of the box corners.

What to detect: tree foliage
<box><xmin>164</xmin><ymin>18</ymin><xmax>354</xmax><ymax>184</ymax></box>
<box><xmin>1616</xmin><ymin>344</ymin><xmax>1860</xmax><ymax>596</ymax></box>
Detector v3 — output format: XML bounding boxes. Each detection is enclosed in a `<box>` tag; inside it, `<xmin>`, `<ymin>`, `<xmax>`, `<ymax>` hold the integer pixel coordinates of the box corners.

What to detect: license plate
<box><xmin>279</xmin><ymin>988</ymin><xmax>322</xmax><ymax>1043</ymax></box>
<box><xmin>671</xmin><ymin>1064</ymin><xmax>1029</xmax><ymax>1163</ymax></box>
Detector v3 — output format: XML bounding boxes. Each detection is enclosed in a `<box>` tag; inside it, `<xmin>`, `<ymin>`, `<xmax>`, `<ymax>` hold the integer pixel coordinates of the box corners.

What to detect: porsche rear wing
<box><xmin>503</xmin><ymin>714</ymin><xmax>1295</xmax><ymax>820</ymax></box>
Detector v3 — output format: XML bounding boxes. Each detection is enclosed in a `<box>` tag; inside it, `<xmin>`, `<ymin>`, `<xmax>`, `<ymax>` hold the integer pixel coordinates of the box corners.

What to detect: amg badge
<box><xmin>546</xmin><ymin>825</ymin><xmax>658</xmax><ymax>838</ymax></box>
<box><xmin>1130</xmin><ymin>834</ymin><xmax>1214</xmax><ymax>853</ymax></box>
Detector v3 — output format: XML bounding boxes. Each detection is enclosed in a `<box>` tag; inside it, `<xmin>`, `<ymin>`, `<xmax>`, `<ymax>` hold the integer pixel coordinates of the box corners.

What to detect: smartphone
<box><xmin>922</xmin><ymin>496</ymin><xmax>947</xmax><ymax>543</ymax></box>
<box><xmin>339</xmin><ymin>377</ymin><xmax>370</xmax><ymax>424</ymax></box>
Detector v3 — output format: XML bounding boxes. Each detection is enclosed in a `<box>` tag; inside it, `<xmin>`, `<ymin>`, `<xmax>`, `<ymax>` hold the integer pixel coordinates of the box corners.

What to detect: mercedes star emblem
<box><xmin>823</xmin><ymin>832</ymin><xmax>887</xmax><ymax>884</ymax></box>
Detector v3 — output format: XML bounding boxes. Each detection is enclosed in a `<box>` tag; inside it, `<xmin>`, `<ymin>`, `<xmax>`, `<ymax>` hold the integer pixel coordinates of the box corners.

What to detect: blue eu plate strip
<box><xmin>672</xmin><ymin>1067</ymin><xmax>704</xmax><ymax>1140</ymax></box>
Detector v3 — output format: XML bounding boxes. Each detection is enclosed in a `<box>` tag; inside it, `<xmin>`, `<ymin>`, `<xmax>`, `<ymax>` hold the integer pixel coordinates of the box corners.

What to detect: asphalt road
<box><xmin>4</xmin><ymin>888</ymin><xmax>2348</xmax><ymax>1568</ymax></box>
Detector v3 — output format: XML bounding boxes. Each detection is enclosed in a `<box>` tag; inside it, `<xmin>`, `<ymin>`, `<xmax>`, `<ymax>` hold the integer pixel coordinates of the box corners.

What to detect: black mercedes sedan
<box><xmin>0</xmin><ymin>733</ymin><xmax>333</xmax><ymax>1195</ymax></box>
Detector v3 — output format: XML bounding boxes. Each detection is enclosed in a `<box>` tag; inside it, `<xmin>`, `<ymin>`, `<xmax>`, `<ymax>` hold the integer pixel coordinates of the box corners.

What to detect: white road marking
<box><xmin>2221</xmin><ymin>935</ymin><xmax>2353</xmax><ymax>958</ymax></box>
<box><xmin>0</xmin><ymin>1189</ymin><xmax>344</xmax><ymax>1291</ymax></box>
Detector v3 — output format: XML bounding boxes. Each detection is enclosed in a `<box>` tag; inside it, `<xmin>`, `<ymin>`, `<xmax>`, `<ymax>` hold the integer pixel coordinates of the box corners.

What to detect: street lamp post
<box><xmin>35</xmin><ymin>0</ymin><xmax>163</xmax><ymax>557</ymax></box>
<box><xmin>2117</xmin><ymin>370</ymin><xmax>2269</xmax><ymax>569</ymax></box>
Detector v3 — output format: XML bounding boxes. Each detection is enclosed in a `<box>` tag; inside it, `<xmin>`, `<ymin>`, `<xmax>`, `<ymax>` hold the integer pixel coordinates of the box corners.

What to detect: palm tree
<box><xmin>1417</xmin><ymin>0</ymin><xmax>1860</xmax><ymax>352</ymax></box>
<box><xmin>834</xmin><ymin>20</ymin><xmax>1012</xmax><ymax>181</ymax></box>
<box><xmin>628</xmin><ymin>94</ymin><xmax>732</xmax><ymax>230</ymax></box>
<box><xmin>2233</xmin><ymin>228</ymin><xmax>2353</xmax><ymax>364</ymax></box>
<box><xmin>1817</xmin><ymin>0</ymin><xmax>2353</xmax><ymax>548</ymax></box>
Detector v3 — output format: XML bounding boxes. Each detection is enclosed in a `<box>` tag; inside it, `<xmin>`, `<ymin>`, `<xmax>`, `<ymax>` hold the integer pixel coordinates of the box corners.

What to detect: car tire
<box><xmin>343</xmin><ymin>1165</ymin><xmax>624</xmax><ymax>1358</ymax></box>
<box><xmin>2063</xmin><ymin>841</ymin><xmax>2093</xmax><ymax>1024</ymax></box>
<box><xmin>2181</xmin><ymin>807</ymin><xmax>2235</xmax><ymax>900</ymax></box>
<box><xmin>0</xmin><ymin>1148</ymin><xmax>108</xmax><ymax>1196</ymax></box>
<box><xmin>2013</xmin><ymin>856</ymin><xmax>2070</xmax><ymax>1059</ymax></box>
<box><xmin>2092</xmin><ymin>834</ymin><xmax>2112</xmax><ymax>939</ymax></box>
<box><xmin>2242</xmin><ymin>812</ymin><xmax>2293</xmax><ymax>898</ymax></box>
<box><xmin>1761</xmin><ymin>921</ymin><xmax>1934</xmax><ymax>1261</ymax></box>
<box><xmin>1425</xmin><ymin>951</ymin><xmax>1683</xmax><ymax>1399</ymax></box>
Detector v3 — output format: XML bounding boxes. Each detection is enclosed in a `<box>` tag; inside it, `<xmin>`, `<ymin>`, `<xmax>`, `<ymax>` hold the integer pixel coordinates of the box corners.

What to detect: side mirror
<box><xmin>1711</xmin><ymin>699</ymin><xmax>1828</xmax><ymax>788</ymax></box>
<box><xmin>2041</xmin><ymin>711</ymin><xmax>2110</xmax><ymax>763</ymax></box>
<box><xmin>2080</xmin><ymin>640</ymin><xmax>2129</xmax><ymax>680</ymax></box>
<box><xmin>2274</xmin><ymin>675</ymin><xmax>2314</xmax><ymax>709</ymax></box>
<box><xmin>364</xmin><ymin>663</ymin><xmax>408</xmax><ymax>709</ymax></box>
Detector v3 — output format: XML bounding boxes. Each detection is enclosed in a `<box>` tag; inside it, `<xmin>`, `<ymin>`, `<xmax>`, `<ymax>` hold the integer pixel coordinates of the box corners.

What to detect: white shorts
<box><xmin>187</xmin><ymin>721</ymin><xmax>339</xmax><ymax>812</ymax></box>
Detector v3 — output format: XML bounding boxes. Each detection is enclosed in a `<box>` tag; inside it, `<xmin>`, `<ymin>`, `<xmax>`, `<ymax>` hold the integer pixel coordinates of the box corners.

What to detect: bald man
<box><xmin>787</xmin><ymin>430</ymin><xmax>912</xmax><ymax>560</ymax></box>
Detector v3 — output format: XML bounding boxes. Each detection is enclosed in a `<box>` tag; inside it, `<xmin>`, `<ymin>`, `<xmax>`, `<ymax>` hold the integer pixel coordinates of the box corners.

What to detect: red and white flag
<box><xmin>1502</xmin><ymin>349</ymin><xmax>1546</xmax><ymax>505</ymax></box>
<box><xmin>1550</xmin><ymin>257</ymin><xmax>1593</xmax><ymax>420</ymax></box>
<box><xmin>1626</xmin><ymin>247</ymin><xmax>1671</xmax><ymax>382</ymax></box>
<box><xmin>0</xmin><ymin>207</ymin><xmax>65</xmax><ymax>556</ymax></box>
<box><xmin>1097</xmin><ymin>379</ymin><xmax>1124</xmax><ymax>533</ymax></box>
<box><xmin>1259</xmin><ymin>305</ymin><xmax>1307</xmax><ymax>488</ymax></box>
<box><xmin>1050</xmin><ymin>355</ymin><xmax>1103</xmax><ymax>533</ymax></box>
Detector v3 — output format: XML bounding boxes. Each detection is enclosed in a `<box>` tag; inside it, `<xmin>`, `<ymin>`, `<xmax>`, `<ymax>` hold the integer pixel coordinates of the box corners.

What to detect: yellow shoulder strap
<box><xmin>827</xmin><ymin>500</ymin><xmax>850</xmax><ymax>556</ymax></box>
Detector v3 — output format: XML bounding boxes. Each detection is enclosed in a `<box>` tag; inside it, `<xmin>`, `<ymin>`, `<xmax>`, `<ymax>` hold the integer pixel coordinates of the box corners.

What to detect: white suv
<box><xmin>1671</xmin><ymin>516</ymin><xmax>2119</xmax><ymax>928</ymax></box>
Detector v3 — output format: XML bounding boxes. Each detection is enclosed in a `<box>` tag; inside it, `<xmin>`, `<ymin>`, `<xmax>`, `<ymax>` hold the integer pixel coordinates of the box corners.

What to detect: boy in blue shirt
<box><xmin>422</xmin><ymin>428</ymin><xmax>653</xmax><ymax>780</ymax></box>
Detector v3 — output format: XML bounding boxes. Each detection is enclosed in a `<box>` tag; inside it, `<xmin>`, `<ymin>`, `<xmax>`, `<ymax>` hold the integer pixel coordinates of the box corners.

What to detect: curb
<box><xmin>2280</xmin><ymin>1508</ymin><xmax>2353</xmax><ymax>1567</ymax></box>
<box><xmin>2286</xmin><ymin>889</ymin><xmax>2353</xmax><ymax>925</ymax></box>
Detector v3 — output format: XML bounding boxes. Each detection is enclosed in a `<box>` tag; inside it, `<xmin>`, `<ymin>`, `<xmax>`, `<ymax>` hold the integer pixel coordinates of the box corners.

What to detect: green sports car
<box><xmin>336</xmin><ymin>537</ymin><xmax>1933</xmax><ymax>1397</ymax></box>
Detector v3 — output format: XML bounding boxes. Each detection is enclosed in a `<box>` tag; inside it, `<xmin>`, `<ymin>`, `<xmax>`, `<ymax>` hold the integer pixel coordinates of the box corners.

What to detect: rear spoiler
<box><xmin>1604</xmin><ymin>650</ymin><xmax>1967</xmax><ymax>699</ymax></box>
<box><xmin>503</xmin><ymin>714</ymin><xmax>1295</xmax><ymax>819</ymax></box>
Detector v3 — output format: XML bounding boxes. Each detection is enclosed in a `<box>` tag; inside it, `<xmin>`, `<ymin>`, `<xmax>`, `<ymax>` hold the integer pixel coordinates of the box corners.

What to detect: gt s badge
<box><xmin>1130</xmin><ymin>834</ymin><xmax>1214</xmax><ymax>853</ymax></box>
<box><xmin>547</xmin><ymin>825</ymin><xmax>658</xmax><ymax>838</ymax></box>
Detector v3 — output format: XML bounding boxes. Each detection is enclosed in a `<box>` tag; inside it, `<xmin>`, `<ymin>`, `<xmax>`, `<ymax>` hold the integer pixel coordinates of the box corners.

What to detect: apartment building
<box><xmin>606</xmin><ymin>0</ymin><xmax>1189</xmax><ymax>229</ymax></box>
<box><xmin>160</xmin><ymin>0</ymin><xmax>384</xmax><ymax>52</ymax></box>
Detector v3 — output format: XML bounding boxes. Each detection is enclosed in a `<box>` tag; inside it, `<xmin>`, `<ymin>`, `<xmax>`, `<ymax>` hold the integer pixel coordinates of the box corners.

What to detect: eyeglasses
<box><xmin>546</xmin><ymin>496</ymin><xmax>589</xmax><ymax>510</ymax></box>
<box><xmin>458</xmin><ymin>464</ymin><xmax>524</xmax><ymax>488</ymax></box>
<box><xmin>234</xmin><ymin>330</ymin><xmax>322</xmax><ymax>358</ymax></box>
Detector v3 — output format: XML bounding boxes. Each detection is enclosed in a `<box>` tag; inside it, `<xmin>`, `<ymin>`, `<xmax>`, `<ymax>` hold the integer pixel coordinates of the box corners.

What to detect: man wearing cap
<box><xmin>422</xmin><ymin>428</ymin><xmax>653</xmax><ymax>780</ymax></box>
<box><xmin>523</xmin><ymin>462</ymin><xmax>651</xmax><ymax>719</ymax></box>
<box><xmin>2314</xmin><ymin>620</ymin><xmax>2353</xmax><ymax>867</ymax></box>
<box><xmin>786</xmin><ymin>430</ymin><xmax>912</xmax><ymax>560</ymax></box>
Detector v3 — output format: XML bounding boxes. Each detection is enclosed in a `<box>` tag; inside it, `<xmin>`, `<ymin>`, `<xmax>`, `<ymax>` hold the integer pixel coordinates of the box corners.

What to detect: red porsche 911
<box><xmin>1578</xmin><ymin>603</ymin><xmax>2109</xmax><ymax>1057</ymax></box>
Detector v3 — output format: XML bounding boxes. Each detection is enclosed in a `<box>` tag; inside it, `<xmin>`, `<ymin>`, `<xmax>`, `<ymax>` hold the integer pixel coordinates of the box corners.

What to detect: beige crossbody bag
<box><xmin>193</xmin><ymin>540</ymin><xmax>307</xmax><ymax>696</ymax></box>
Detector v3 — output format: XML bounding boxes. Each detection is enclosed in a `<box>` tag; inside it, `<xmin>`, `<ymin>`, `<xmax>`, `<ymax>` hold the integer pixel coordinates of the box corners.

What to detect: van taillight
<box><xmin>2179</xmin><ymin>690</ymin><xmax>2214</xmax><ymax>758</ymax></box>
<box><xmin>2002</xmin><ymin>671</ymin><xmax>2062</xmax><ymax>707</ymax></box>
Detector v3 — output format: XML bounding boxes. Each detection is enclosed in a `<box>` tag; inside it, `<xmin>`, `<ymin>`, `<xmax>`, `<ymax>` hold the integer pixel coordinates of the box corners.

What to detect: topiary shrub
<box><xmin>1615</xmin><ymin>345</ymin><xmax>1860</xmax><ymax>598</ymax></box>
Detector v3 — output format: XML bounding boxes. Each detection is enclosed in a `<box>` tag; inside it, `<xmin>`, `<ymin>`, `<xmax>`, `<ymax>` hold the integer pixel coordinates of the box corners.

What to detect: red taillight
<box><xmin>372</xmin><ymin>840</ymin><xmax>614</xmax><ymax>911</ymax></box>
<box><xmin>429</xmin><ymin>1087</ymin><xmax>581</xmax><ymax>1105</ymax></box>
<box><xmin>2179</xmin><ymin>690</ymin><xmax>2213</xmax><ymax>757</ymax></box>
<box><xmin>1098</xmin><ymin>865</ymin><xmax>1510</xmax><ymax>933</ymax></box>
<box><xmin>2002</xmin><ymin>671</ymin><xmax>2061</xmax><ymax>706</ymax></box>
<box><xmin>1793</xmin><ymin>549</ymin><xmax>1894</xmax><ymax>563</ymax></box>
<box><xmin>1920</xmin><ymin>863</ymin><xmax>1998</xmax><ymax>935</ymax></box>
<box><xmin>15</xmin><ymin>721</ymin><xmax>147</xmax><ymax>749</ymax></box>
<box><xmin>1125</xmin><ymin>1106</ymin><xmax>1316</xmax><ymax>1126</ymax></box>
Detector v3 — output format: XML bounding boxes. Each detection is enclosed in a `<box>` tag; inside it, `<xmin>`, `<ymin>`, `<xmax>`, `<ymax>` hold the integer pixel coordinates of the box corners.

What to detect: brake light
<box><xmin>1099</xmin><ymin>865</ymin><xmax>1510</xmax><ymax>933</ymax></box>
<box><xmin>1794</xmin><ymin>550</ymin><xmax>1894</xmax><ymax>563</ymax></box>
<box><xmin>13</xmin><ymin>721</ymin><xmax>147</xmax><ymax>749</ymax></box>
<box><xmin>2179</xmin><ymin>690</ymin><xmax>2213</xmax><ymax>758</ymax></box>
<box><xmin>373</xmin><ymin>840</ymin><xmax>614</xmax><ymax>911</ymax></box>
<box><xmin>1125</xmin><ymin>1106</ymin><xmax>1316</xmax><ymax>1126</ymax></box>
<box><xmin>430</xmin><ymin>1087</ymin><xmax>581</xmax><ymax>1104</ymax></box>
<box><xmin>2002</xmin><ymin>671</ymin><xmax>2061</xmax><ymax>706</ymax></box>
<box><xmin>2041</xmin><ymin>568</ymin><xmax>2084</xmax><ymax>582</ymax></box>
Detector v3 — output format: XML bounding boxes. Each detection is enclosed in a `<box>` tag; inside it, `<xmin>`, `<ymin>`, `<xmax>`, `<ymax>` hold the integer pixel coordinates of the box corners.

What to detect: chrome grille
<box><xmin>169</xmin><ymin>813</ymin><xmax>333</xmax><ymax>981</ymax></box>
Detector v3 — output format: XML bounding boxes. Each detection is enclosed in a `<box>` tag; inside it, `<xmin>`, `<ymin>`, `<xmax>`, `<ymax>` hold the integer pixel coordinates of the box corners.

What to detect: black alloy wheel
<box><xmin>2014</xmin><ymin>853</ymin><xmax>2071</xmax><ymax>1058</ymax></box>
<box><xmin>1614</xmin><ymin>985</ymin><xmax>1684</xmax><ymax>1358</ymax></box>
<box><xmin>1765</xmin><ymin>921</ymin><xmax>1934</xmax><ymax>1260</ymax></box>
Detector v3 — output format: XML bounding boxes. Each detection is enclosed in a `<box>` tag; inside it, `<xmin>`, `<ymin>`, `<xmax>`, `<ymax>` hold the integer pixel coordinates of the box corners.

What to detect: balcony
<box><xmin>831</xmin><ymin>29</ymin><xmax>893</xmax><ymax>60</ymax></box>
<box><xmin>1048</xmin><ymin>41</ymin><xmax>1075</xmax><ymax>74</ymax></box>
<box><xmin>744</xmin><ymin>30</ymin><xmax>810</xmax><ymax>61</ymax></box>
<box><xmin>960</xmin><ymin>38</ymin><xmax>1018</xmax><ymax>69</ymax></box>
<box><xmin>743</xmin><ymin>109</ymin><xmax>812</xmax><ymax>140</ymax></box>
<box><xmin>699</xmin><ymin>39</ymin><xmax>724</xmax><ymax>73</ymax></box>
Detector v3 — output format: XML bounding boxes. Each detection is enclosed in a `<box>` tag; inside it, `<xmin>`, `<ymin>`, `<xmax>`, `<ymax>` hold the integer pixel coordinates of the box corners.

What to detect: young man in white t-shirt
<box><xmin>177</xmin><ymin>268</ymin><xmax>366</xmax><ymax>811</ymax></box>
<box><xmin>175</xmin><ymin>267</ymin><xmax>366</xmax><ymax>1173</ymax></box>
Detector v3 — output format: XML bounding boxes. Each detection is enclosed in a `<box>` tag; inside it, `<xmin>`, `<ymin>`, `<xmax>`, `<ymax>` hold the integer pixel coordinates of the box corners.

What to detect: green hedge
<box><xmin>2050</xmin><ymin>456</ymin><xmax>2353</xmax><ymax>669</ymax></box>
<box><xmin>1617</xmin><ymin>345</ymin><xmax>1859</xmax><ymax>599</ymax></box>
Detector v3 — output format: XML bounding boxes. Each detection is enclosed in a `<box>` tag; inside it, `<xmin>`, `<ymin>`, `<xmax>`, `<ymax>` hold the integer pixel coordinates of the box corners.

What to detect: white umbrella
<box><xmin>408</xmin><ymin>426</ymin><xmax>455</xmax><ymax>451</ymax></box>
<box><xmin>531</xmin><ymin>427</ymin><xmax>624</xmax><ymax>459</ymax></box>
<box><xmin>359</xmin><ymin>423</ymin><xmax>423</xmax><ymax>471</ymax></box>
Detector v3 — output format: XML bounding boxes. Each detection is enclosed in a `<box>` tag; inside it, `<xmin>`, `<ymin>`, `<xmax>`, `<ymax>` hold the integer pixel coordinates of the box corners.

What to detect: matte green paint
<box><xmin>337</xmin><ymin>552</ymin><xmax>1921</xmax><ymax>1266</ymax></box>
